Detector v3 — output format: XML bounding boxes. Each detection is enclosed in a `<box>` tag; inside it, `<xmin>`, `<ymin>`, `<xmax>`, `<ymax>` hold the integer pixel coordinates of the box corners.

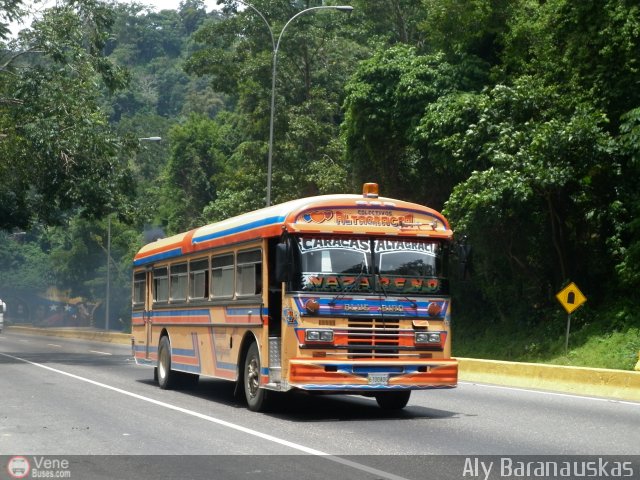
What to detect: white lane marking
<box><xmin>18</xmin><ymin>339</ymin><xmax>29</xmax><ymax>343</ymax></box>
<box><xmin>89</xmin><ymin>350</ymin><xmax>112</xmax><ymax>356</ymax></box>
<box><xmin>48</xmin><ymin>344</ymin><xmax>62</xmax><ymax>348</ymax></box>
<box><xmin>0</xmin><ymin>352</ymin><xmax>409</xmax><ymax>480</ymax></box>
<box><xmin>458</xmin><ymin>381</ymin><xmax>640</xmax><ymax>407</ymax></box>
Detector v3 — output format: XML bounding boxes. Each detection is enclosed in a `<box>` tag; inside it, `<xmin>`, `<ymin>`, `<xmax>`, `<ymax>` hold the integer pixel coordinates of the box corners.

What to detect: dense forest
<box><xmin>1</xmin><ymin>0</ymin><xmax>639</xmax><ymax>368</ymax></box>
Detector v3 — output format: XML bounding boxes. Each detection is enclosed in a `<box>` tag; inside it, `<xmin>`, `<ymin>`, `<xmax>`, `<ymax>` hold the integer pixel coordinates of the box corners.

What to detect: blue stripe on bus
<box><xmin>192</xmin><ymin>215</ymin><xmax>286</xmax><ymax>244</ymax></box>
<box><xmin>173</xmin><ymin>363</ymin><xmax>201</xmax><ymax>374</ymax></box>
<box><xmin>173</xmin><ymin>347</ymin><xmax>197</xmax><ymax>356</ymax></box>
<box><xmin>150</xmin><ymin>309</ymin><xmax>211</xmax><ymax>317</ymax></box>
<box><xmin>134</xmin><ymin>247</ymin><xmax>183</xmax><ymax>266</ymax></box>
<box><xmin>216</xmin><ymin>361</ymin><xmax>237</xmax><ymax>371</ymax></box>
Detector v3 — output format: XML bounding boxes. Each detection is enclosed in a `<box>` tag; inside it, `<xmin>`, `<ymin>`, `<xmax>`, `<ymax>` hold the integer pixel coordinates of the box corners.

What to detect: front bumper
<box><xmin>287</xmin><ymin>358</ymin><xmax>458</xmax><ymax>391</ymax></box>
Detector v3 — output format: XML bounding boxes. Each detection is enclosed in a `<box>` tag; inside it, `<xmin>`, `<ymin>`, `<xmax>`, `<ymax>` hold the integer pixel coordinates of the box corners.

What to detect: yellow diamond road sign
<box><xmin>556</xmin><ymin>282</ymin><xmax>587</xmax><ymax>314</ymax></box>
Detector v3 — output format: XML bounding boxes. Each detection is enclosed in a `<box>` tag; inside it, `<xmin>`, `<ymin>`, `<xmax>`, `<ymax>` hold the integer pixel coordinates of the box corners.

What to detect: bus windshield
<box><xmin>295</xmin><ymin>236</ymin><xmax>448</xmax><ymax>295</ymax></box>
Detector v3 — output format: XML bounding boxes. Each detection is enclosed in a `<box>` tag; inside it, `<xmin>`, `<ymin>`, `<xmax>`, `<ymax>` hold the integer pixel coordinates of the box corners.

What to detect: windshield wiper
<box><xmin>329</xmin><ymin>260</ymin><xmax>367</xmax><ymax>306</ymax></box>
<box><xmin>375</xmin><ymin>273</ymin><xmax>417</xmax><ymax>309</ymax></box>
<box><xmin>375</xmin><ymin>272</ymin><xmax>389</xmax><ymax>299</ymax></box>
<box><xmin>401</xmin><ymin>295</ymin><xmax>418</xmax><ymax>309</ymax></box>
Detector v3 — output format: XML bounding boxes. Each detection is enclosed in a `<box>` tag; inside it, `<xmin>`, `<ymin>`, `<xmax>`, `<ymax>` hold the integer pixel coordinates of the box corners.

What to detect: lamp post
<box><xmin>233</xmin><ymin>1</ymin><xmax>353</xmax><ymax>207</ymax></box>
<box><xmin>105</xmin><ymin>136</ymin><xmax>162</xmax><ymax>331</ymax></box>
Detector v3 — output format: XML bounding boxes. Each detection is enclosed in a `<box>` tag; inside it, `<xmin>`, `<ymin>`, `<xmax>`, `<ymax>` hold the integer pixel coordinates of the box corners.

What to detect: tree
<box><xmin>342</xmin><ymin>45</ymin><xmax>487</xmax><ymax>206</ymax></box>
<box><xmin>348</xmin><ymin>0</ymin><xmax>429</xmax><ymax>47</ymax></box>
<box><xmin>0</xmin><ymin>0</ymin><xmax>135</xmax><ymax>230</ymax></box>
<box><xmin>0</xmin><ymin>230</ymin><xmax>52</xmax><ymax>292</ymax></box>
<box><xmin>186</xmin><ymin>0</ymin><xmax>359</xmax><ymax>205</ymax></box>
<box><xmin>442</xmin><ymin>78</ymin><xmax>618</xmax><ymax>321</ymax></box>
<box><xmin>501</xmin><ymin>0</ymin><xmax>640</xmax><ymax>128</ymax></box>
<box><xmin>0</xmin><ymin>0</ymin><xmax>23</xmax><ymax>40</ymax></box>
<box><xmin>161</xmin><ymin>114</ymin><xmax>227</xmax><ymax>232</ymax></box>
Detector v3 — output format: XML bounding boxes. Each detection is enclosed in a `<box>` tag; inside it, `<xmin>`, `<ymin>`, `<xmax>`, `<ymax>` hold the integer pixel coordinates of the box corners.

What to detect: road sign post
<box><xmin>555</xmin><ymin>282</ymin><xmax>587</xmax><ymax>354</ymax></box>
<box><xmin>564</xmin><ymin>313</ymin><xmax>572</xmax><ymax>355</ymax></box>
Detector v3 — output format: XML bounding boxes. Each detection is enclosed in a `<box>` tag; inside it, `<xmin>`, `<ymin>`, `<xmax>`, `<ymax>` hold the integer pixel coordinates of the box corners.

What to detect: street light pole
<box><xmin>105</xmin><ymin>136</ymin><xmax>162</xmax><ymax>331</ymax></box>
<box><xmin>106</xmin><ymin>214</ymin><xmax>111</xmax><ymax>331</ymax></box>
<box><xmin>233</xmin><ymin>1</ymin><xmax>353</xmax><ymax>207</ymax></box>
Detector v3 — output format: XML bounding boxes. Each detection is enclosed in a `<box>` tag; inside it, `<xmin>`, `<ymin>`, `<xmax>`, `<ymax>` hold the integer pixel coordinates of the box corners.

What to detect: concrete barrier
<box><xmin>7</xmin><ymin>325</ymin><xmax>131</xmax><ymax>345</ymax></box>
<box><xmin>457</xmin><ymin>357</ymin><xmax>640</xmax><ymax>403</ymax></box>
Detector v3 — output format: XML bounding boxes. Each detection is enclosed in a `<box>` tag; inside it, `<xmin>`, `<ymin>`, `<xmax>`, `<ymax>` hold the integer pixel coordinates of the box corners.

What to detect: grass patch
<box><xmin>453</xmin><ymin>301</ymin><xmax>640</xmax><ymax>371</ymax></box>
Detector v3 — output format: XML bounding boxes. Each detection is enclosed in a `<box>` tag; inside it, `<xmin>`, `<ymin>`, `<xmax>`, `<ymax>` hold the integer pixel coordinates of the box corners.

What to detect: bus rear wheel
<box><xmin>375</xmin><ymin>391</ymin><xmax>411</xmax><ymax>410</ymax></box>
<box><xmin>244</xmin><ymin>342</ymin><xmax>269</xmax><ymax>412</ymax></box>
<box><xmin>157</xmin><ymin>336</ymin><xmax>177</xmax><ymax>390</ymax></box>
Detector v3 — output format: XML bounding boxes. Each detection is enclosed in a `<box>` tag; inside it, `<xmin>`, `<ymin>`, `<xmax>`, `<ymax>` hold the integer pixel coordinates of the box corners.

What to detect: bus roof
<box><xmin>134</xmin><ymin>192</ymin><xmax>453</xmax><ymax>267</ymax></box>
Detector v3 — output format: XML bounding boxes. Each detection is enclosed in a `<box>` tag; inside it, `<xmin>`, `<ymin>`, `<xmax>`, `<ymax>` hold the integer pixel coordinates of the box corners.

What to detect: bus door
<box><xmin>144</xmin><ymin>270</ymin><xmax>153</xmax><ymax>359</ymax></box>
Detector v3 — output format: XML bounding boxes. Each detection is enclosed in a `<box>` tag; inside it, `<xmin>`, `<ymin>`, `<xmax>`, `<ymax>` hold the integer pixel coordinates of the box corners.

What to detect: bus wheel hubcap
<box><xmin>247</xmin><ymin>358</ymin><xmax>259</xmax><ymax>397</ymax></box>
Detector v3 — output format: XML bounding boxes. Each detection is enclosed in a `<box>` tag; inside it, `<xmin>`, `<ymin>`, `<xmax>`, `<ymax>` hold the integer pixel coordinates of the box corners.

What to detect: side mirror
<box><xmin>274</xmin><ymin>243</ymin><xmax>291</xmax><ymax>283</ymax></box>
<box><xmin>458</xmin><ymin>240</ymin><xmax>472</xmax><ymax>279</ymax></box>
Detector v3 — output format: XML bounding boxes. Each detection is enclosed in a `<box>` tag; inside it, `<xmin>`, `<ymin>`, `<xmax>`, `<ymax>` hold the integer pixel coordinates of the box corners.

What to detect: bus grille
<box><xmin>347</xmin><ymin>318</ymin><xmax>400</xmax><ymax>358</ymax></box>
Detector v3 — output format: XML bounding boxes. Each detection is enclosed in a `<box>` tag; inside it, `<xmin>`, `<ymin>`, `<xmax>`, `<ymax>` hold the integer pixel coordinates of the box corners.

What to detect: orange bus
<box><xmin>131</xmin><ymin>183</ymin><xmax>457</xmax><ymax>411</ymax></box>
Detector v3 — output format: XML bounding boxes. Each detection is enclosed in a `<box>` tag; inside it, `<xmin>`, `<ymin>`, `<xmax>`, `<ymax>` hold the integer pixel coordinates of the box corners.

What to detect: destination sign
<box><xmin>301</xmin><ymin>274</ymin><xmax>441</xmax><ymax>294</ymax></box>
<box><xmin>297</xmin><ymin>208</ymin><xmax>419</xmax><ymax>228</ymax></box>
<box><xmin>298</xmin><ymin>238</ymin><xmax>370</xmax><ymax>253</ymax></box>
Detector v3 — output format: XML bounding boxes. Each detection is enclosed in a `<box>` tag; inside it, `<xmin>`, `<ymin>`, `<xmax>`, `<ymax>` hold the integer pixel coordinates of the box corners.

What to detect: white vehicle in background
<box><xmin>0</xmin><ymin>298</ymin><xmax>5</xmax><ymax>333</ymax></box>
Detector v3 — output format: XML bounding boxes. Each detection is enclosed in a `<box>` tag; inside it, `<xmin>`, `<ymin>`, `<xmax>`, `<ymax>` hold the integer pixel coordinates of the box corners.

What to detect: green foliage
<box><xmin>161</xmin><ymin>114</ymin><xmax>227</xmax><ymax>232</ymax></box>
<box><xmin>0</xmin><ymin>232</ymin><xmax>53</xmax><ymax>292</ymax></box>
<box><xmin>0</xmin><ymin>0</ymin><xmax>135</xmax><ymax>229</ymax></box>
<box><xmin>613</xmin><ymin>107</ymin><xmax>640</xmax><ymax>290</ymax></box>
<box><xmin>343</xmin><ymin>45</ymin><xmax>488</xmax><ymax>205</ymax></box>
<box><xmin>420</xmin><ymin>0</ymin><xmax>514</xmax><ymax>63</ymax></box>
<box><xmin>187</xmin><ymin>0</ymin><xmax>361</xmax><ymax>204</ymax></box>
<box><xmin>501</xmin><ymin>0</ymin><xmax>640</xmax><ymax>125</ymax></box>
<box><xmin>442</xmin><ymin>78</ymin><xmax>619</xmax><ymax>321</ymax></box>
<box><xmin>45</xmin><ymin>217</ymin><xmax>136</xmax><ymax>326</ymax></box>
<box><xmin>348</xmin><ymin>0</ymin><xmax>428</xmax><ymax>47</ymax></box>
<box><xmin>0</xmin><ymin>0</ymin><xmax>24</xmax><ymax>40</ymax></box>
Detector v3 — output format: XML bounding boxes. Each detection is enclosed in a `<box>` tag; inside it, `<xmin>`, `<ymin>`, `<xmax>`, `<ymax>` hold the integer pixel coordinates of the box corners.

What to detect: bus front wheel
<box><xmin>157</xmin><ymin>336</ymin><xmax>177</xmax><ymax>390</ymax></box>
<box><xmin>244</xmin><ymin>342</ymin><xmax>269</xmax><ymax>411</ymax></box>
<box><xmin>375</xmin><ymin>391</ymin><xmax>411</xmax><ymax>410</ymax></box>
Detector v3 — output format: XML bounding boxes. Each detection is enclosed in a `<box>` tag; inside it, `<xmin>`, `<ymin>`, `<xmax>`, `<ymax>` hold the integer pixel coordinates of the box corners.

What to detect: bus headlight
<box><xmin>305</xmin><ymin>329</ymin><xmax>334</xmax><ymax>343</ymax></box>
<box><xmin>415</xmin><ymin>332</ymin><xmax>441</xmax><ymax>344</ymax></box>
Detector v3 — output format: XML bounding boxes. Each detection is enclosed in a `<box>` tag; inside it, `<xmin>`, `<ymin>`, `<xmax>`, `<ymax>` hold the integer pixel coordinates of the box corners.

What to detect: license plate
<box><xmin>368</xmin><ymin>373</ymin><xmax>389</xmax><ymax>386</ymax></box>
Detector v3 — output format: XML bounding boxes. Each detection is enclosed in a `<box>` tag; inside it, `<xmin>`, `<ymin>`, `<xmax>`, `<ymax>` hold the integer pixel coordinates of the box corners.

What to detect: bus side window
<box><xmin>189</xmin><ymin>258</ymin><xmax>209</xmax><ymax>300</ymax></box>
<box><xmin>212</xmin><ymin>254</ymin><xmax>234</xmax><ymax>298</ymax></box>
<box><xmin>133</xmin><ymin>272</ymin><xmax>146</xmax><ymax>306</ymax></box>
<box><xmin>170</xmin><ymin>263</ymin><xmax>188</xmax><ymax>302</ymax></box>
<box><xmin>237</xmin><ymin>249</ymin><xmax>262</xmax><ymax>296</ymax></box>
<box><xmin>153</xmin><ymin>267</ymin><xmax>169</xmax><ymax>303</ymax></box>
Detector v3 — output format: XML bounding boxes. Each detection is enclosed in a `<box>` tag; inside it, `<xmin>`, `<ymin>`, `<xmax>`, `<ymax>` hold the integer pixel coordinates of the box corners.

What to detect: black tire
<box><xmin>375</xmin><ymin>391</ymin><xmax>411</xmax><ymax>410</ymax></box>
<box><xmin>157</xmin><ymin>336</ymin><xmax>178</xmax><ymax>390</ymax></box>
<box><xmin>244</xmin><ymin>342</ymin><xmax>269</xmax><ymax>411</ymax></box>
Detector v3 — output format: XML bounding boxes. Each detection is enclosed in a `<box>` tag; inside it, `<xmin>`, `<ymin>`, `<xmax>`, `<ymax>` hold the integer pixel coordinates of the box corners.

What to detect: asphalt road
<box><xmin>1</xmin><ymin>330</ymin><xmax>638</xmax><ymax>480</ymax></box>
